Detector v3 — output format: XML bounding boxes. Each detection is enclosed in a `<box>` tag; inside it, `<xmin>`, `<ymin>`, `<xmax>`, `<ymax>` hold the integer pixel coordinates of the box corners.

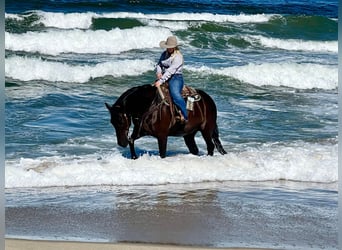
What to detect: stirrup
<box><xmin>176</xmin><ymin>114</ymin><xmax>187</xmax><ymax>124</ymax></box>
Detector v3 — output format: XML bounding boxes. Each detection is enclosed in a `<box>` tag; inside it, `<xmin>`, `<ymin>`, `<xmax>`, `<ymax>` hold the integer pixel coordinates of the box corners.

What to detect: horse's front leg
<box><xmin>128</xmin><ymin>138</ymin><xmax>138</xmax><ymax>160</ymax></box>
<box><xmin>128</xmin><ymin>124</ymin><xmax>141</xmax><ymax>160</ymax></box>
<box><xmin>157</xmin><ymin>136</ymin><xmax>168</xmax><ymax>158</ymax></box>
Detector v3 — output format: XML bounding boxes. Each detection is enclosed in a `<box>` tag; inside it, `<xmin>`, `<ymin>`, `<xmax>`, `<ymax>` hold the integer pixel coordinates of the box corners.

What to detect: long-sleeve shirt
<box><xmin>156</xmin><ymin>50</ymin><xmax>183</xmax><ymax>84</ymax></box>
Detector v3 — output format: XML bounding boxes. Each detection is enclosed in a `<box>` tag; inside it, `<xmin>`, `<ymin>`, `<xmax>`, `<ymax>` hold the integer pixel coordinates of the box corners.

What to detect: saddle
<box><xmin>159</xmin><ymin>82</ymin><xmax>201</xmax><ymax>122</ymax></box>
<box><xmin>160</xmin><ymin>82</ymin><xmax>200</xmax><ymax>102</ymax></box>
<box><xmin>138</xmin><ymin>83</ymin><xmax>203</xmax><ymax>135</ymax></box>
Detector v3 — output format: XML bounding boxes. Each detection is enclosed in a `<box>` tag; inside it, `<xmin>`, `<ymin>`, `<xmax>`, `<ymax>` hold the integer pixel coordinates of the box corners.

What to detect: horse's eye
<box><xmin>118</xmin><ymin>116</ymin><xmax>123</xmax><ymax>124</ymax></box>
<box><xmin>117</xmin><ymin>115</ymin><xmax>126</xmax><ymax>125</ymax></box>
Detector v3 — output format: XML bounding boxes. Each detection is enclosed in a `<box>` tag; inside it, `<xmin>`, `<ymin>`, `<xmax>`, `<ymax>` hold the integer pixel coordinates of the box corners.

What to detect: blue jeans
<box><xmin>169</xmin><ymin>74</ymin><xmax>188</xmax><ymax>120</ymax></box>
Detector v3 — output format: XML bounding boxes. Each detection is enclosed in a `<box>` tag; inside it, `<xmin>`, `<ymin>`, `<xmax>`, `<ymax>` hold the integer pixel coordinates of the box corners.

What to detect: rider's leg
<box><xmin>169</xmin><ymin>75</ymin><xmax>188</xmax><ymax>120</ymax></box>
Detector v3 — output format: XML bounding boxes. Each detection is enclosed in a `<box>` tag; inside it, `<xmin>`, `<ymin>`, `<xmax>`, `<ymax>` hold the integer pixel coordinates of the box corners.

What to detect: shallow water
<box><xmin>6</xmin><ymin>181</ymin><xmax>337</xmax><ymax>249</ymax></box>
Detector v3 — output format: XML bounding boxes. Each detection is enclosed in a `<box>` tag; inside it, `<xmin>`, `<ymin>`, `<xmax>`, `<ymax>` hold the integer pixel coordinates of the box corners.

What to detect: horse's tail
<box><xmin>212</xmin><ymin>124</ymin><xmax>227</xmax><ymax>155</ymax></box>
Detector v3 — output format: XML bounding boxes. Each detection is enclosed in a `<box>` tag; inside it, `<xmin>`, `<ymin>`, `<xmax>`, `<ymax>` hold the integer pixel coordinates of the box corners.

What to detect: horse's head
<box><xmin>105</xmin><ymin>103</ymin><xmax>131</xmax><ymax>147</ymax></box>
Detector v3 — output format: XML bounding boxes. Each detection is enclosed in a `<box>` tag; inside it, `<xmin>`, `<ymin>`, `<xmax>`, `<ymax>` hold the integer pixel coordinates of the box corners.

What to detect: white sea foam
<box><xmin>114</xmin><ymin>12</ymin><xmax>273</xmax><ymax>23</ymax></box>
<box><xmin>188</xmin><ymin>63</ymin><xmax>337</xmax><ymax>89</ymax></box>
<box><xmin>5</xmin><ymin>141</ymin><xmax>337</xmax><ymax>188</ymax></box>
<box><xmin>5</xmin><ymin>56</ymin><xmax>155</xmax><ymax>82</ymax></box>
<box><xmin>6</xmin><ymin>22</ymin><xmax>336</xmax><ymax>56</ymax></box>
<box><xmin>6</xmin><ymin>56</ymin><xmax>337</xmax><ymax>89</ymax></box>
<box><xmin>37</xmin><ymin>11</ymin><xmax>95</xmax><ymax>29</ymax></box>
<box><xmin>146</xmin><ymin>20</ymin><xmax>190</xmax><ymax>31</ymax></box>
<box><xmin>5</xmin><ymin>26</ymin><xmax>172</xmax><ymax>55</ymax></box>
<box><xmin>5</xmin><ymin>13</ymin><xmax>25</xmax><ymax>20</ymax></box>
<box><xmin>7</xmin><ymin>11</ymin><xmax>274</xmax><ymax>30</ymax></box>
<box><xmin>247</xmin><ymin>35</ymin><xmax>338</xmax><ymax>53</ymax></box>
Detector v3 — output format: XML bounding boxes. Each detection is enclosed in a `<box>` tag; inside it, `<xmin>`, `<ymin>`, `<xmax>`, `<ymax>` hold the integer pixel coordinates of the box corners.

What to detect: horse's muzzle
<box><xmin>118</xmin><ymin>140</ymin><xmax>128</xmax><ymax>148</ymax></box>
<box><xmin>116</xmin><ymin>130</ymin><xmax>129</xmax><ymax>147</ymax></box>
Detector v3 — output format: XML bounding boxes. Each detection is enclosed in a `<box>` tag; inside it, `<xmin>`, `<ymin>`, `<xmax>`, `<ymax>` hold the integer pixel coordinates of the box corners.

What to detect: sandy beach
<box><xmin>5</xmin><ymin>183</ymin><xmax>338</xmax><ymax>249</ymax></box>
<box><xmin>5</xmin><ymin>239</ymin><xmax>272</xmax><ymax>250</ymax></box>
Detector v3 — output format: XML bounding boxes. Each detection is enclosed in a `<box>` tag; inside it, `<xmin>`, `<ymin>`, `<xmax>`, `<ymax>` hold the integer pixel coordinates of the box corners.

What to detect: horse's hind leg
<box><xmin>212</xmin><ymin>125</ymin><xmax>227</xmax><ymax>155</ymax></box>
<box><xmin>200</xmin><ymin>129</ymin><xmax>215</xmax><ymax>156</ymax></box>
<box><xmin>183</xmin><ymin>133</ymin><xmax>199</xmax><ymax>155</ymax></box>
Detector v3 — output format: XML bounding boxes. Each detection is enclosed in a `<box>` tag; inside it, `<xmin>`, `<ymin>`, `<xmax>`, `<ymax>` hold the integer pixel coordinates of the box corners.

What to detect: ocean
<box><xmin>5</xmin><ymin>0</ymin><xmax>338</xmax><ymax>249</ymax></box>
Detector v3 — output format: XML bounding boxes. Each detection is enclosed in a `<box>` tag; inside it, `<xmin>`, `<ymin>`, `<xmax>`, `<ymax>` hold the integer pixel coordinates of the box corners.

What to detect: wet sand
<box><xmin>5</xmin><ymin>239</ymin><xmax>272</xmax><ymax>250</ymax></box>
<box><xmin>5</xmin><ymin>183</ymin><xmax>338</xmax><ymax>249</ymax></box>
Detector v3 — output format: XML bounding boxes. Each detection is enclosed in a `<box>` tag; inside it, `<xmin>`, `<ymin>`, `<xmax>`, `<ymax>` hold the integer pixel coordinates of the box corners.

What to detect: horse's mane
<box><xmin>115</xmin><ymin>87</ymin><xmax>139</xmax><ymax>106</ymax></box>
<box><xmin>114</xmin><ymin>84</ymin><xmax>154</xmax><ymax>108</ymax></box>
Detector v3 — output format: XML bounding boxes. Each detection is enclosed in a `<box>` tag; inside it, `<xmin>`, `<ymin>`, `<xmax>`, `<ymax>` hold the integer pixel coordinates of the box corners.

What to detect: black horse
<box><xmin>105</xmin><ymin>84</ymin><xmax>227</xmax><ymax>159</ymax></box>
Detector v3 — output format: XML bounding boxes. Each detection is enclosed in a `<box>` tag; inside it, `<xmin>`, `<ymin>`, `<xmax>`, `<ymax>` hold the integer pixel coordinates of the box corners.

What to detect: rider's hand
<box><xmin>155</xmin><ymin>81</ymin><xmax>161</xmax><ymax>87</ymax></box>
<box><xmin>156</xmin><ymin>73</ymin><xmax>162</xmax><ymax>79</ymax></box>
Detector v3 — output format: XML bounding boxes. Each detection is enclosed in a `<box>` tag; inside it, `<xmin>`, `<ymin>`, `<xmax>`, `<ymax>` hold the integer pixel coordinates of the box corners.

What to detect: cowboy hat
<box><xmin>159</xmin><ymin>36</ymin><xmax>179</xmax><ymax>49</ymax></box>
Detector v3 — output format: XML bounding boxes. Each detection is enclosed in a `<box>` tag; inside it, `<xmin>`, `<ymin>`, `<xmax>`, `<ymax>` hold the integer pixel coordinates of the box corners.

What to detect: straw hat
<box><xmin>159</xmin><ymin>36</ymin><xmax>179</xmax><ymax>49</ymax></box>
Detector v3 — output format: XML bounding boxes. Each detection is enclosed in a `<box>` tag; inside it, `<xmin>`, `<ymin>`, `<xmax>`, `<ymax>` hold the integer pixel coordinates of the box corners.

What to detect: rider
<box><xmin>154</xmin><ymin>35</ymin><xmax>188</xmax><ymax>122</ymax></box>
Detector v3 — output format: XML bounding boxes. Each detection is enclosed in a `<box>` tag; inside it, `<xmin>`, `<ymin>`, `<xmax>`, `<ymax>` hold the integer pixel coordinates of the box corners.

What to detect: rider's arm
<box><xmin>156</xmin><ymin>63</ymin><xmax>162</xmax><ymax>75</ymax></box>
<box><xmin>155</xmin><ymin>52</ymin><xmax>166</xmax><ymax>78</ymax></box>
<box><xmin>159</xmin><ymin>53</ymin><xmax>183</xmax><ymax>84</ymax></box>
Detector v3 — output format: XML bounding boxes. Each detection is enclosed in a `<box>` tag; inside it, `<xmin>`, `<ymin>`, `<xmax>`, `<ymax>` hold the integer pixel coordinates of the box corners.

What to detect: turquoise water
<box><xmin>5</xmin><ymin>0</ymin><xmax>338</xmax><ymax>248</ymax></box>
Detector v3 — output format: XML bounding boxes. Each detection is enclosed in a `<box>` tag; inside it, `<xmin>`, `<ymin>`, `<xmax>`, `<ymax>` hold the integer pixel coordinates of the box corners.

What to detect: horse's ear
<box><xmin>105</xmin><ymin>102</ymin><xmax>112</xmax><ymax>111</ymax></box>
